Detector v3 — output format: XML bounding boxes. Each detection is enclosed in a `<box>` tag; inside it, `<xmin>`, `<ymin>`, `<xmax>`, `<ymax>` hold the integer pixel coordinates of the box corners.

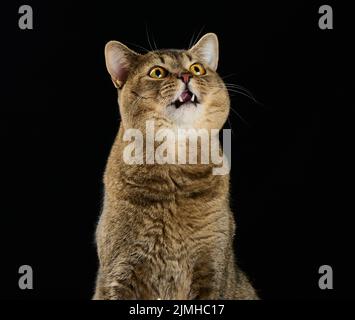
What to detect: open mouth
<box><xmin>174</xmin><ymin>90</ymin><xmax>198</xmax><ymax>108</ymax></box>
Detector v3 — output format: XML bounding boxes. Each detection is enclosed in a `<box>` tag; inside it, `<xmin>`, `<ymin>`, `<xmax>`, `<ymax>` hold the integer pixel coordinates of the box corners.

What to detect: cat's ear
<box><xmin>189</xmin><ymin>33</ymin><xmax>219</xmax><ymax>71</ymax></box>
<box><xmin>105</xmin><ymin>41</ymin><xmax>139</xmax><ymax>88</ymax></box>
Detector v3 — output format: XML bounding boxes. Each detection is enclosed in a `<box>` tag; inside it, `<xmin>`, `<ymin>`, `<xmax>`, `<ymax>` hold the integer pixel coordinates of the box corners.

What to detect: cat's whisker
<box><xmin>224</xmin><ymin>84</ymin><xmax>255</xmax><ymax>94</ymax></box>
<box><xmin>151</xmin><ymin>33</ymin><xmax>158</xmax><ymax>51</ymax></box>
<box><xmin>208</xmin><ymin>83</ymin><xmax>261</xmax><ymax>105</ymax></box>
<box><xmin>145</xmin><ymin>24</ymin><xmax>155</xmax><ymax>51</ymax></box>
<box><xmin>222</xmin><ymin>82</ymin><xmax>253</xmax><ymax>90</ymax></box>
<box><xmin>208</xmin><ymin>85</ymin><xmax>255</xmax><ymax>101</ymax></box>
<box><xmin>225</xmin><ymin>86</ymin><xmax>255</xmax><ymax>95</ymax></box>
<box><xmin>223</xmin><ymin>83</ymin><xmax>263</xmax><ymax>106</ymax></box>
<box><xmin>188</xmin><ymin>31</ymin><xmax>196</xmax><ymax>49</ymax></box>
<box><xmin>224</xmin><ymin>84</ymin><xmax>251</xmax><ymax>90</ymax></box>
<box><xmin>225</xmin><ymin>86</ymin><xmax>255</xmax><ymax>98</ymax></box>
<box><xmin>229</xmin><ymin>106</ymin><xmax>249</xmax><ymax>126</ymax></box>
<box><xmin>221</xmin><ymin>74</ymin><xmax>237</xmax><ymax>80</ymax></box>
<box><xmin>190</xmin><ymin>26</ymin><xmax>206</xmax><ymax>48</ymax></box>
<box><xmin>125</xmin><ymin>41</ymin><xmax>150</xmax><ymax>53</ymax></box>
<box><xmin>227</xmin><ymin>89</ymin><xmax>258</xmax><ymax>103</ymax></box>
<box><xmin>198</xmin><ymin>81</ymin><xmax>252</xmax><ymax>125</ymax></box>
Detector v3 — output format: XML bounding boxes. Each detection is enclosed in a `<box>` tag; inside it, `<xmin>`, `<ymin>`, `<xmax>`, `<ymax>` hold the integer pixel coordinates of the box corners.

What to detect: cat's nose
<box><xmin>178</xmin><ymin>73</ymin><xmax>191</xmax><ymax>84</ymax></box>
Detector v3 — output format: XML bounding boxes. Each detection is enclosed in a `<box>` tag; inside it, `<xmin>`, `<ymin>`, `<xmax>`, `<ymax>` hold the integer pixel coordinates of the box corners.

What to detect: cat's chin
<box><xmin>164</xmin><ymin>102</ymin><xmax>204</xmax><ymax>128</ymax></box>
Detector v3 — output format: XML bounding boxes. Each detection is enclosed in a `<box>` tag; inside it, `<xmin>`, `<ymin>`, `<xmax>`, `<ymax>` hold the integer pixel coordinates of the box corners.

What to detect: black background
<box><xmin>0</xmin><ymin>1</ymin><xmax>354</xmax><ymax>300</ymax></box>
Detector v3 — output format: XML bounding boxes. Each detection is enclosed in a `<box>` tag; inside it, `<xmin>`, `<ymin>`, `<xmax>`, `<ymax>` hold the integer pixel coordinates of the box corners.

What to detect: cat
<box><xmin>93</xmin><ymin>33</ymin><xmax>258</xmax><ymax>300</ymax></box>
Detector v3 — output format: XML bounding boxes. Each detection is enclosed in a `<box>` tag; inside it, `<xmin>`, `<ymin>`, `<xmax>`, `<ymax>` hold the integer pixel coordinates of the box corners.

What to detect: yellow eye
<box><xmin>189</xmin><ymin>63</ymin><xmax>206</xmax><ymax>76</ymax></box>
<box><xmin>149</xmin><ymin>66</ymin><xmax>168</xmax><ymax>79</ymax></box>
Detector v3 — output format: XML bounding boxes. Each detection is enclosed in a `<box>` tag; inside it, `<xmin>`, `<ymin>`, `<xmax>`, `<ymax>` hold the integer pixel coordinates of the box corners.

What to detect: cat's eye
<box><xmin>189</xmin><ymin>63</ymin><xmax>206</xmax><ymax>76</ymax></box>
<box><xmin>149</xmin><ymin>66</ymin><xmax>168</xmax><ymax>79</ymax></box>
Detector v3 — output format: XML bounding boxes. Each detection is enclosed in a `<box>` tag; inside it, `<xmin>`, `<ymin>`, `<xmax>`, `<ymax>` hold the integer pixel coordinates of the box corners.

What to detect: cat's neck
<box><xmin>104</xmin><ymin>126</ymin><xmax>229</xmax><ymax>204</ymax></box>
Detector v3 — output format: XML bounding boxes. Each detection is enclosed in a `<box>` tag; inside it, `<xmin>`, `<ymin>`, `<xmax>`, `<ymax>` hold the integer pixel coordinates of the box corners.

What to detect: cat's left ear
<box><xmin>189</xmin><ymin>33</ymin><xmax>219</xmax><ymax>71</ymax></box>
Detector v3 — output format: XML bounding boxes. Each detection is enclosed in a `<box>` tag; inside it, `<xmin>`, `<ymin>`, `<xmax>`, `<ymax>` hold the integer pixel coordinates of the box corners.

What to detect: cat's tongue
<box><xmin>179</xmin><ymin>90</ymin><xmax>192</xmax><ymax>103</ymax></box>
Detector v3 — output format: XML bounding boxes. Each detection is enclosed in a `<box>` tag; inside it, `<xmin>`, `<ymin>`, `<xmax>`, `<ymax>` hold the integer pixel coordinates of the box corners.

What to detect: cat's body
<box><xmin>94</xmin><ymin>34</ymin><xmax>258</xmax><ymax>299</ymax></box>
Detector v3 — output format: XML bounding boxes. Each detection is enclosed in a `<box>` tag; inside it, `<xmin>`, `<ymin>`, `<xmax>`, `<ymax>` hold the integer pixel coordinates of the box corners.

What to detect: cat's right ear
<box><xmin>105</xmin><ymin>41</ymin><xmax>139</xmax><ymax>88</ymax></box>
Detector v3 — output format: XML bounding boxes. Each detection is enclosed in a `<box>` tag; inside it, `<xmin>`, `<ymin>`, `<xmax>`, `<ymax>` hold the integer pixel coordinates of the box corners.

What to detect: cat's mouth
<box><xmin>173</xmin><ymin>89</ymin><xmax>199</xmax><ymax>108</ymax></box>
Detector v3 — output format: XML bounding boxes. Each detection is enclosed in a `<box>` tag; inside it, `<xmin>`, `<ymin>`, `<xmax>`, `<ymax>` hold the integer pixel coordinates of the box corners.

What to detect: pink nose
<box><xmin>180</xmin><ymin>73</ymin><xmax>191</xmax><ymax>84</ymax></box>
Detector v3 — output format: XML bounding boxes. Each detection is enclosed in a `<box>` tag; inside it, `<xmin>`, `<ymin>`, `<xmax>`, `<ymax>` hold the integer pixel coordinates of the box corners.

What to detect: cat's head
<box><xmin>105</xmin><ymin>33</ymin><xmax>229</xmax><ymax>130</ymax></box>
